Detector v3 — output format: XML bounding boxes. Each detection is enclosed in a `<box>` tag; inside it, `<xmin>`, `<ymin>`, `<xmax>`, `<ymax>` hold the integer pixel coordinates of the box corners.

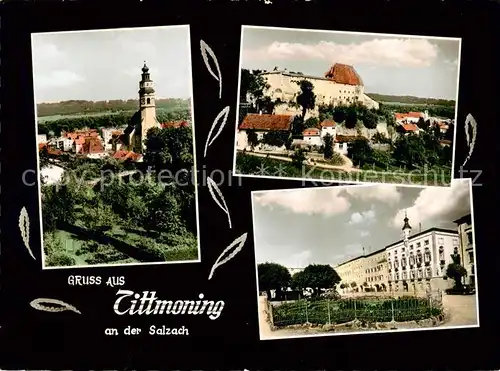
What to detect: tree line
<box><xmin>38</xmin><ymin>109</ymin><xmax>191</xmax><ymax>137</ymax></box>
<box><xmin>37</xmin><ymin>98</ymin><xmax>190</xmax><ymax>117</ymax></box>
<box><xmin>365</xmin><ymin>93</ymin><xmax>456</xmax><ymax>107</ymax></box>
<box><xmin>258</xmin><ymin>262</ymin><xmax>341</xmax><ymax>300</ymax></box>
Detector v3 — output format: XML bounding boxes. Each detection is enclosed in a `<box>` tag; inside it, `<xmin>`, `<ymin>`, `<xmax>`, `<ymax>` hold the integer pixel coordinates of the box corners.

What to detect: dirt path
<box><xmin>244</xmin><ymin>151</ymin><xmax>361</xmax><ymax>173</ymax></box>
<box><xmin>441</xmin><ymin>294</ymin><xmax>478</xmax><ymax>327</ymax></box>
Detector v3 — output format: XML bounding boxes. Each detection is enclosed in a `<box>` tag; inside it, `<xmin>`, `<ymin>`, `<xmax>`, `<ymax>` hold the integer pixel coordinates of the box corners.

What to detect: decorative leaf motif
<box><xmin>204</xmin><ymin>106</ymin><xmax>230</xmax><ymax>157</ymax></box>
<box><xmin>462</xmin><ymin>113</ymin><xmax>478</xmax><ymax>167</ymax></box>
<box><xmin>19</xmin><ymin>206</ymin><xmax>35</xmax><ymax>260</ymax></box>
<box><xmin>200</xmin><ymin>40</ymin><xmax>222</xmax><ymax>99</ymax></box>
<box><xmin>207</xmin><ymin>176</ymin><xmax>232</xmax><ymax>229</ymax></box>
<box><xmin>30</xmin><ymin>298</ymin><xmax>81</xmax><ymax>314</ymax></box>
<box><xmin>208</xmin><ymin>233</ymin><xmax>248</xmax><ymax>280</ymax></box>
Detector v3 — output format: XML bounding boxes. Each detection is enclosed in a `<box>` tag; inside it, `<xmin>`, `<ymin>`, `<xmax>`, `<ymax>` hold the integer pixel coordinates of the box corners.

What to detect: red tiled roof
<box><xmin>111</xmin><ymin>130</ymin><xmax>123</xmax><ymax>136</ymax></box>
<box><xmin>303</xmin><ymin>128</ymin><xmax>320</xmax><ymax>136</ymax></box>
<box><xmin>38</xmin><ymin>143</ymin><xmax>62</xmax><ymax>155</ymax></box>
<box><xmin>321</xmin><ymin>119</ymin><xmax>336</xmax><ymax>128</ymax></box>
<box><xmin>161</xmin><ymin>120</ymin><xmax>189</xmax><ymax>129</ymax></box>
<box><xmin>324</xmin><ymin>63</ymin><xmax>363</xmax><ymax>86</ymax></box>
<box><xmin>395</xmin><ymin>112</ymin><xmax>423</xmax><ymax>120</ymax></box>
<box><xmin>82</xmin><ymin>137</ymin><xmax>104</xmax><ymax>154</ymax></box>
<box><xmin>239</xmin><ymin>114</ymin><xmax>293</xmax><ymax>131</ymax></box>
<box><xmin>401</xmin><ymin>123</ymin><xmax>419</xmax><ymax>132</ymax></box>
<box><xmin>112</xmin><ymin>150</ymin><xmax>142</xmax><ymax>161</ymax></box>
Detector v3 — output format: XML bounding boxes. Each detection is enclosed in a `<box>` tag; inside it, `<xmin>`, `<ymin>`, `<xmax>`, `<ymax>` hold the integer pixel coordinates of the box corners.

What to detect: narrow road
<box><xmin>243</xmin><ymin>151</ymin><xmax>361</xmax><ymax>173</ymax></box>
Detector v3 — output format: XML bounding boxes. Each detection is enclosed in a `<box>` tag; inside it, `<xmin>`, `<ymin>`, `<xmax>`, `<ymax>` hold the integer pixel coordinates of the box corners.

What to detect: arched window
<box><xmin>147</xmin><ymin>98</ymin><xmax>151</xmax><ymax>104</ymax></box>
<box><xmin>439</xmin><ymin>246</ymin><xmax>445</xmax><ymax>261</ymax></box>
<box><xmin>424</xmin><ymin>247</ymin><xmax>431</xmax><ymax>263</ymax></box>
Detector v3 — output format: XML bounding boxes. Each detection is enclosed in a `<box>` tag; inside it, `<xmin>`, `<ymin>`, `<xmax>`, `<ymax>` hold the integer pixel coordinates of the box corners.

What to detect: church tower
<box><xmin>402</xmin><ymin>210</ymin><xmax>412</xmax><ymax>241</ymax></box>
<box><xmin>137</xmin><ymin>61</ymin><xmax>160</xmax><ymax>151</ymax></box>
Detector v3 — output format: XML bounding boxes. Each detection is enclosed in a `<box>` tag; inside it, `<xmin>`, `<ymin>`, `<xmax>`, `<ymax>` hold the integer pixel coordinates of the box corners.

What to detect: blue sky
<box><xmin>252</xmin><ymin>180</ymin><xmax>472</xmax><ymax>268</ymax></box>
<box><xmin>241</xmin><ymin>26</ymin><xmax>461</xmax><ymax>100</ymax></box>
<box><xmin>31</xmin><ymin>26</ymin><xmax>192</xmax><ymax>103</ymax></box>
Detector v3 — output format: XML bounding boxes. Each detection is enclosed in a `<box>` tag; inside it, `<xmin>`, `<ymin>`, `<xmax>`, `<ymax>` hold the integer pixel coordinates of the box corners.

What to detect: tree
<box><xmin>291</xmin><ymin>271</ymin><xmax>307</xmax><ymax>292</ymax></box>
<box><xmin>416</xmin><ymin>117</ymin><xmax>429</xmax><ymax>130</ymax></box>
<box><xmin>348</xmin><ymin>138</ymin><xmax>373</xmax><ymax>166</ymax></box>
<box><xmin>345</xmin><ymin>106</ymin><xmax>358</xmax><ymax>129</ymax></box>
<box><xmin>446</xmin><ymin>263</ymin><xmax>467</xmax><ymax>289</ymax></box>
<box><xmin>362</xmin><ymin>110</ymin><xmax>379</xmax><ymax>129</ymax></box>
<box><xmin>246</xmin><ymin>129</ymin><xmax>259</xmax><ymax>150</ymax></box>
<box><xmin>262</xmin><ymin>130</ymin><xmax>290</xmax><ymax>148</ymax></box>
<box><xmin>304</xmin><ymin>117</ymin><xmax>320</xmax><ymax>128</ymax></box>
<box><xmin>333</xmin><ymin>104</ymin><xmax>348</xmax><ymax>123</ymax></box>
<box><xmin>323</xmin><ymin>133</ymin><xmax>334</xmax><ymax>159</ymax></box>
<box><xmin>257</xmin><ymin>262</ymin><xmax>292</xmax><ymax>300</ymax></box>
<box><xmin>80</xmin><ymin>202</ymin><xmax>119</xmax><ymax>235</ymax></box>
<box><xmin>296</xmin><ymin>80</ymin><xmax>316</xmax><ymax>120</ymax></box>
<box><xmin>392</xmin><ymin>134</ymin><xmax>427</xmax><ymax>169</ymax></box>
<box><xmin>240</xmin><ymin>69</ymin><xmax>270</xmax><ymax>110</ymax></box>
<box><xmin>291</xmin><ymin>148</ymin><xmax>306</xmax><ymax>168</ymax></box>
<box><xmin>301</xmin><ymin>264</ymin><xmax>341</xmax><ymax>297</ymax></box>
<box><xmin>444</xmin><ymin>123</ymin><xmax>454</xmax><ymax>141</ymax></box>
<box><xmin>291</xmin><ymin>116</ymin><xmax>305</xmax><ymax>137</ymax></box>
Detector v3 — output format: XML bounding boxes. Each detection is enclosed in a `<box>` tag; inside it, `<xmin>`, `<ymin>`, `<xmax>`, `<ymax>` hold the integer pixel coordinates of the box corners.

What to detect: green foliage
<box><xmin>446</xmin><ymin>262</ymin><xmax>467</xmax><ymax>289</ymax></box>
<box><xmin>37</xmin><ymin>98</ymin><xmax>190</xmax><ymax>118</ymax></box>
<box><xmin>45</xmin><ymin>253</ymin><xmax>77</xmax><ymax>267</ymax></box>
<box><xmin>365</xmin><ymin>93</ymin><xmax>455</xmax><ymax>107</ymax></box>
<box><xmin>361</xmin><ymin>109</ymin><xmax>379</xmax><ymax>129</ymax></box>
<box><xmin>291</xmin><ymin>116</ymin><xmax>305</xmax><ymax>137</ymax></box>
<box><xmin>258</xmin><ymin>262</ymin><xmax>292</xmax><ymax>298</ymax></box>
<box><xmin>301</xmin><ymin>264</ymin><xmax>341</xmax><ymax>296</ymax></box>
<box><xmin>240</xmin><ymin>69</ymin><xmax>270</xmax><ymax>103</ymax></box>
<box><xmin>272</xmin><ymin>297</ymin><xmax>443</xmax><ymax>327</ymax></box>
<box><xmin>345</xmin><ymin>106</ymin><xmax>358</xmax><ymax>129</ymax></box>
<box><xmin>262</xmin><ymin>130</ymin><xmax>290</xmax><ymax>148</ymax></box>
<box><xmin>291</xmin><ymin>148</ymin><xmax>306</xmax><ymax>168</ymax></box>
<box><xmin>392</xmin><ymin>134</ymin><xmax>428</xmax><ymax>169</ymax></box>
<box><xmin>296</xmin><ymin>80</ymin><xmax>316</xmax><ymax>119</ymax></box>
<box><xmin>323</xmin><ymin>133</ymin><xmax>334</xmax><ymax>159</ymax></box>
<box><xmin>246</xmin><ymin>129</ymin><xmax>260</xmax><ymax>149</ymax></box>
<box><xmin>348</xmin><ymin>138</ymin><xmax>373</xmax><ymax>166</ymax></box>
<box><xmin>304</xmin><ymin>116</ymin><xmax>320</xmax><ymax>128</ymax></box>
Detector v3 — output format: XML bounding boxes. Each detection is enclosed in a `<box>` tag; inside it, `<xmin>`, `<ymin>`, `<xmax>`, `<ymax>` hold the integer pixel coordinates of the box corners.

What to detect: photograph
<box><xmin>234</xmin><ymin>26</ymin><xmax>461</xmax><ymax>187</ymax></box>
<box><xmin>252</xmin><ymin>179</ymin><xmax>478</xmax><ymax>340</ymax></box>
<box><xmin>33</xmin><ymin>25</ymin><xmax>200</xmax><ymax>269</ymax></box>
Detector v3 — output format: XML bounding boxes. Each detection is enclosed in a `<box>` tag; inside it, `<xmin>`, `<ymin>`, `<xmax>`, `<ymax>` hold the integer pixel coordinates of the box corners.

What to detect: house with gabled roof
<box><xmin>236</xmin><ymin>113</ymin><xmax>293</xmax><ymax>150</ymax></box>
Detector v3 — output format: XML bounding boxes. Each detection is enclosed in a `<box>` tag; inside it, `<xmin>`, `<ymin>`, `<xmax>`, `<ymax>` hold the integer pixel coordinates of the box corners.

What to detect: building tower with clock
<box><xmin>123</xmin><ymin>61</ymin><xmax>160</xmax><ymax>153</ymax></box>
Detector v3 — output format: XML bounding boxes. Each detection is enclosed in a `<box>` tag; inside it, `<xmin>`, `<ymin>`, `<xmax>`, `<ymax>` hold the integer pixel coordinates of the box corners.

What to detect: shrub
<box><xmin>45</xmin><ymin>252</ymin><xmax>76</xmax><ymax>267</ymax></box>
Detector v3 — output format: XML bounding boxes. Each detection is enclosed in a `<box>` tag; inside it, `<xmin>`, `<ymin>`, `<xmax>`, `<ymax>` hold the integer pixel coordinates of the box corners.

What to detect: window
<box><xmin>416</xmin><ymin>251</ymin><xmax>422</xmax><ymax>264</ymax></box>
<box><xmin>424</xmin><ymin>240</ymin><xmax>429</xmax><ymax>246</ymax></box>
<box><xmin>438</xmin><ymin>237</ymin><xmax>444</xmax><ymax>245</ymax></box>
<box><xmin>394</xmin><ymin>259</ymin><xmax>399</xmax><ymax>268</ymax></box>
<box><xmin>418</xmin><ymin>269</ymin><xmax>423</xmax><ymax>278</ymax></box>
<box><xmin>402</xmin><ymin>248</ymin><xmax>405</xmax><ymax>252</ymax></box>
<box><xmin>410</xmin><ymin>270</ymin><xmax>415</xmax><ymax>279</ymax></box>
<box><xmin>403</xmin><ymin>271</ymin><xmax>407</xmax><ymax>280</ymax></box>
<box><xmin>388</xmin><ymin>261</ymin><xmax>392</xmax><ymax>269</ymax></box>
<box><xmin>417</xmin><ymin>242</ymin><xmax>421</xmax><ymax>248</ymax></box>
<box><xmin>147</xmin><ymin>98</ymin><xmax>151</xmax><ymax>104</ymax></box>
<box><xmin>401</xmin><ymin>257</ymin><xmax>407</xmax><ymax>268</ymax></box>
<box><xmin>468</xmin><ymin>251</ymin><xmax>474</xmax><ymax>262</ymax></box>
<box><xmin>453</xmin><ymin>238</ymin><xmax>459</xmax><ymax>246</ymax></box>
<box><xmin>396</xmin><ymin>273</ymin><xmax>399</xmax><ymax>280</ymax></box>
<box><xmin>425</xmin><ymin>267</ymin><xmax>432</xmax><ymax>277</ymax></box>
<box><xmin>424</xmin><ymin>248</ymin><xmax>431</xmax><ymax>263</ymax></box>
<box><xmin>410</xmin><ymin>244</ymin><xmax>413</xmax><ymax>250</ymax></box>
<box><xmin>439</xmin><ymin>246</ymin><xmax>445</xmax><ymax>261</ymax></box>
<box><xmin>409</xmin><ymin>252</ymin><xmax>415</xmax><ymax>266</ymax></box>
<box><xmin>467</xmin><ymin>233</ymin><xmax>473</xmax><ymax>244</ymax></box>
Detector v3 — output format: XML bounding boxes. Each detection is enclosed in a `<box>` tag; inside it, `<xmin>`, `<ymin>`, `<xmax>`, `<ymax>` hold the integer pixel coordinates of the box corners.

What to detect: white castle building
<box><xmin>259</xmin><ymin>63</ymin><xmax>379</xmax><ymax>111</ymax></box>
<box><xmin>386</xmin><ymin>212</ymin><xmax>459</xmax><ymax>292</ymax></box>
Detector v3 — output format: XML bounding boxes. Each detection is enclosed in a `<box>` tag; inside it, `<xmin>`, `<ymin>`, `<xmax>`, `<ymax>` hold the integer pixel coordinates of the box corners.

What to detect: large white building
<box><xmin>260</xmin><ymin>63</ymin><xmax>379</xmax><ymax>111</ymax></box>
<box><xmin>455</xmin><ymin>214</ymin><xmax>475</xmax><ymax>286</ymax></box>
<box><xmin>386</xmin><ymin>212</ymin><xmax>459</xmax><ymax>293</ymax></box>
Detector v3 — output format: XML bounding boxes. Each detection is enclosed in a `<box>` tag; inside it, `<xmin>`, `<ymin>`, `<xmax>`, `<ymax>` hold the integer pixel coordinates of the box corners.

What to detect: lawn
<box><xmin>236</xmin><ymin>153</ymin><xmax>452</xmax><ymax>186</ymax></box>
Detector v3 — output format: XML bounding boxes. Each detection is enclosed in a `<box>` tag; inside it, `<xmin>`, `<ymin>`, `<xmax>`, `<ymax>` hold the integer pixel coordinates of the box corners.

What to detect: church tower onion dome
<box><xmin>142</xmin><ymin>62</ymin><xmax>149</xmax><ymax>73</ymax></box>
<box><xmin>402</xmin><ymin>211</ymin><xmax>412</xmax><ymax>231</ymax></box>
<box><xmin>324</xmin><ymin>63</ymin><xmax>364</xmax><ymax>86</ymax></box>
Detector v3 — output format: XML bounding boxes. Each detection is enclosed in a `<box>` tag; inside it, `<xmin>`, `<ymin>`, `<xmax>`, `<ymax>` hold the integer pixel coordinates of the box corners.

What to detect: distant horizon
<box><xmin>37</xmin><ymin>97</ymin><xmax>191</xmax><ymax>105</ymax></box>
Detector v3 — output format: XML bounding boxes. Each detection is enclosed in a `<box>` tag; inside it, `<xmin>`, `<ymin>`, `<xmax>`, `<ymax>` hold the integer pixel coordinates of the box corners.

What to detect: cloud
<box><xmin>348</xmin><ymin>207</ymin><xmax>376</xmax><ymax>225</ymax></box>
<box><xmin>32</xmin><ymin>41</ymin><xmax>66</xmax><ymax>64</ymax></box>
<box><xmin>391</xmin><ymin>179</ymin><xmax>471</xmax><ymax>229</ymax></box>
<box><xmin>243</xmin><ymin>38</ymin><xmax>439</xmax><ymax>68</ymax></box>
<box><xmin>253</xmin><ymin>188</ymin><xmax>350</xmax><ymax>216</ymax></box>
<box><xmin>35</xmin><ymin>70</ymin><xmax>85</xmax><ymax>90</ymax></box>
<box><xmin>343</xmin><ymin>185</ymin><xmax>402</xmax><ymax>204</ymax></box>
<box><xmin>360</xmin><ymin>230</ymin><xmax>370</xmax><ymax>237</ymax></box>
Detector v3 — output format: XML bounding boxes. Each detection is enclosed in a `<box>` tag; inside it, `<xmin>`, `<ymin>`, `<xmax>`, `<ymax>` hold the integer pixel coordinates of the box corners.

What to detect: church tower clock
<box><xmin>137</xmin><ymin>61</ymin><xmax>160</xmax><ymax>151</ymax></box>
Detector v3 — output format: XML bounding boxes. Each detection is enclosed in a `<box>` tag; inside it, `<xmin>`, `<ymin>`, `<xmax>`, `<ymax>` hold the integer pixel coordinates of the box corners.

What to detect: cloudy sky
<box><xmin>241</xmin><ymin>26</ymin><xmax>461</xmax><ymax>100</ymax></box>
<box><xmin>32</xmin><ymin>26</ymin><xmax>192</xmax><ymax>103</ymax></box>
<box><xmin>252</xmin><ymin>179</ymin><xmax>472</xmax><ymax>268</ymax></box>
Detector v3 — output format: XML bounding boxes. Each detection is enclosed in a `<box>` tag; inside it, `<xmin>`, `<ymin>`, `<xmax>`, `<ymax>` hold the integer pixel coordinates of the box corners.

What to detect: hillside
<box><xmin>37</xmin><ymin>98</ymin><xmax>191</xmax><ymax>117</ymax></box>
<box><xmin>365</xmin><ymin>93</ymin><xmax>455</xmax><ymax>107</ymax></box>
